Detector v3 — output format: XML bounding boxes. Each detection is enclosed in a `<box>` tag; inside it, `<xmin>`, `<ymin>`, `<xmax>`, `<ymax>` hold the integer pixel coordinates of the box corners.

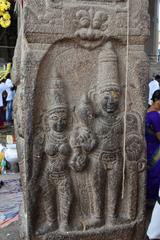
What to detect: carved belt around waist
<box><xmin>48</xmin><ymin>170</ymin><xmax>68</xmax><ymax>179</ymax></box>
<box><xmin>100</xmin><ymin>149</ymin><xmax>122</xmax><ymax>163</ymax></box>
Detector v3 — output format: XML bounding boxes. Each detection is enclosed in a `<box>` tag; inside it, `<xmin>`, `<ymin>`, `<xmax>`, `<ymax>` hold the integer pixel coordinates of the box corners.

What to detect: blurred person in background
<box><xmin>148</xmin><ymin>75</ymin><xmax>160</xmax><ymax>107</ymax></box>
<box><xmin>5</xmin><ymin>74</ymin><xmax>15</xmax><ymax>125</ymax></box>
<box><xmin>0</xmin><ymin>80</ymin><xmax>7</xmax><ymax>128</ymax></box>
<box><xmin>145</xmin><ymin>90</ymin><xmax>160</xmax><ymax>207</ymax></box>
<box><xmin>147</xmin><ymin>186</ymin><xmax>160</xmax><ymax>240</ymax></box>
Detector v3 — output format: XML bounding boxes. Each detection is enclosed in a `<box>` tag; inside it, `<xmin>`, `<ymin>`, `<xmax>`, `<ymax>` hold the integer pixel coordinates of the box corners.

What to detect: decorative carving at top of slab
<box><xmin>23</xmin><ymin>0</ymin><xmax>149</xmax><ymax>45</ymax></box>
<box><xmin>75</xmin><ymin>7</ymin><xmax>108</xmax><ymax>49</ymax></box>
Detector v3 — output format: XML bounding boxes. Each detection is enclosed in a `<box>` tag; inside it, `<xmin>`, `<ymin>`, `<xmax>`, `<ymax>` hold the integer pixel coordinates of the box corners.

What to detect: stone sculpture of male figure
<box><xmin>87</xmin><ymin>42</ymin><xmax>124</xmax><ymax>228</ymax></box>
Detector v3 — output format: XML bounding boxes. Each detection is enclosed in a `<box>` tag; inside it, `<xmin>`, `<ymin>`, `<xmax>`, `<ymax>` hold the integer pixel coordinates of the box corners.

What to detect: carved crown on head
<box><xmin>97</xmin><ymin>41</ymin><xmax>120</xmax><ymax>94</ymax></box>
<box><xmin>51</xmin><ymin>71</ymin><xmax>68</xmax><ymax>111</ymax></box>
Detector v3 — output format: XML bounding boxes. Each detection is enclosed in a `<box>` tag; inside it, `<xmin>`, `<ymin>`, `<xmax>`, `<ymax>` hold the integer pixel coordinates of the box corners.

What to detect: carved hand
<box><xmin>45</xmin><ymin>144</ymin><xmax>58</xmax><ymax>156</ymax></box>
<box><xmin>70</xmin><ymin>151</ymin><xmax>88</xmax><ymax>172</ymax></box>
<box><xmin>59</xmin><ymin>143</ymin><xmax>71</xmax><ymax>156</ymax></box>
<box><xmin>126</xmin><ymin>134</ymin><xmax>143</xmax><ymax>161</ymax></box>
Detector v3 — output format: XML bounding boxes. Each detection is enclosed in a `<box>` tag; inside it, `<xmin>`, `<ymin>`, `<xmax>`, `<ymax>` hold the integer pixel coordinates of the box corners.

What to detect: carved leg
<box><xmin>36</xmin><ymin>178</ymin><xmax>58</xmax><ymax>235</ymax></box>
<box><xmin>87</xmin><ymin>158</ymin><xmax>105</xmax><ymax>228</ymax></box>
<box><xmin>108</xmin><ymin>162</ymin><xmax>122</xmax><ymax>224</ymax></box>
<box><xmin>57</xmin><ymin>176</ymin><xmax>72</xmax><ymax>232</ymax></box>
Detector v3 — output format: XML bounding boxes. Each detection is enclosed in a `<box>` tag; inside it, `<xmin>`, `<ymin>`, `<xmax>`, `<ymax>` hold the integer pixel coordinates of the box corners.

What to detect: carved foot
<box><xmin>35</xmin><ymin>222</ymin><xmax>58</xmax><ymax>235</ymax></box>
<box><xmin>84</xmin><ymin>216</ymin><xmax>104</xmax><ymax>230</ymax></box>
<box><xmin>108</xmin><ymin>216</ymin><xmax>117</xmax><ymax>226</ymax></box>
<box><xmin>59</xmin><ymin>223</ymin><xmax>70</xmax><ymax>232</ymax></box>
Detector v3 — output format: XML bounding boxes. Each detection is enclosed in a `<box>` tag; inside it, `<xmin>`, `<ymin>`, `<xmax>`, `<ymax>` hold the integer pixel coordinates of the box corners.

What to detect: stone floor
<box><xmin>0</xmin><ymin>221</ymin><xmax>20</xmax><ymax>240</ymax></box>
<box><xmin>0</xmin><ymin>124</ymin><xmax>20</xmax><ymax>240</ymax></box>
<box><xmin>0</xmin><ymin>173</ymin><xmax>21</xmax><ymax>240</ymax></box>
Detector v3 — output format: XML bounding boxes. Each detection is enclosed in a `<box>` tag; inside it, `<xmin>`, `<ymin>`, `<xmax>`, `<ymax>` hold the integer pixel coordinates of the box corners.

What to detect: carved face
<box><xmin>77</xmin><ymin>105</ymin><xmax>94</xmax><ymax>126</ymax></box>
<box><xmin>48</xmin><ymin>110</ymin><xmax>67</xmax><ymax>132</ymax></box>
<box><xmin>99</xmin><ymin>89</ymin><xmax>120</xmax><ymax>114</ymax></box>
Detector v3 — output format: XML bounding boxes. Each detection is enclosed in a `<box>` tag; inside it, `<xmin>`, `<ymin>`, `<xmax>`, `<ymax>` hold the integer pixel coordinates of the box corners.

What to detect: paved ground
<box><xmin>0</xmin><ymin>221</ymin><xmax>20</xmax><ymax>240</ymax></box>
<box><xmin>0</xmin><ymin>174</ymin><xmax>21</xmax><ymax>240</ymax></box>
<box><xmin>0</xmin><ymin>126</ymin><xmax>20</xmax><ymax>240</ymax></box>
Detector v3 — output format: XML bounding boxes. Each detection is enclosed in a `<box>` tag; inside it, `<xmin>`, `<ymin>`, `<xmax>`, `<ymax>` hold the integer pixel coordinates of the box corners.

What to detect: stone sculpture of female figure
<box><xmin>40</xmin><ymin>74</ymin><xmax>72</xmax><ymax>233</ymax></box>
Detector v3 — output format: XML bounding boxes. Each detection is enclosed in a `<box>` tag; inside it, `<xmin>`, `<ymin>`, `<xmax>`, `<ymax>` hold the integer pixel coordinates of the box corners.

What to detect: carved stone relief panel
<box><xmin>20</xmin><ymin>39</ymin><xmax>147</xmax><ymax>240</ymax></box>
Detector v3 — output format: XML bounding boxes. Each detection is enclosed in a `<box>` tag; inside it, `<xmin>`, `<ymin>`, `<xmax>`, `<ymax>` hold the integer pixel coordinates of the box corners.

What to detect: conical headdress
<box><xmin>97</xmin><ymin>41</ymin><xmax>120</xmax><ymax>94</ymax></box>
<box><xmin>51</xmin><ymin>71</ymin><xmax>68</xmax><ymax>111</ymax></box>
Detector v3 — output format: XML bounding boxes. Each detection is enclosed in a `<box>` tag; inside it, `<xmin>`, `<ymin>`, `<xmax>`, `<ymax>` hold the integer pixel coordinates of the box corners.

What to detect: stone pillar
<box><xmin>145</xmin><ymin>0</ymin><xmax>159</xmax><ymax>63</ymax></box>
<box><xmin>153</xmin><ymin>0</ymin><xmax>159</xmax><ymax>61</ymax></box>
<box><xmin>17</xmin><ymin>3</ymin><xmax>23</xmax><ymax>33</ymax></box>
<box><xmin>12</xmin><ymin>1</ymin><xmax>149</xmax><ymax>240</ymax></box>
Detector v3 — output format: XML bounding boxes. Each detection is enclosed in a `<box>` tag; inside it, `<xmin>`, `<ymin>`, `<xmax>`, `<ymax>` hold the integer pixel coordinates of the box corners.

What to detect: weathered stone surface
<box><xmin>12</xmin><ymin>0</ymin><xmax>149</xmax><ymax>240</ymax></box>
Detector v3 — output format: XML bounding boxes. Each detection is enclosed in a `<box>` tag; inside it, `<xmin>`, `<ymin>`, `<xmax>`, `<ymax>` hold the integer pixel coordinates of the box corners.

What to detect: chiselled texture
<box><xmin>12</xmin><ymin>0</ymin><xmax>149</xmax><ymax>240</ymax></box>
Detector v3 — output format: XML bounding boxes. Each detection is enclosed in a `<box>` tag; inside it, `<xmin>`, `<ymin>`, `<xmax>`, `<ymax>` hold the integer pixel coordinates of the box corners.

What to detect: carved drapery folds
<box><xmin>13</xmin><ymin>0</ymin><xmax>149</xmax><ymax>239</ymax></box>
